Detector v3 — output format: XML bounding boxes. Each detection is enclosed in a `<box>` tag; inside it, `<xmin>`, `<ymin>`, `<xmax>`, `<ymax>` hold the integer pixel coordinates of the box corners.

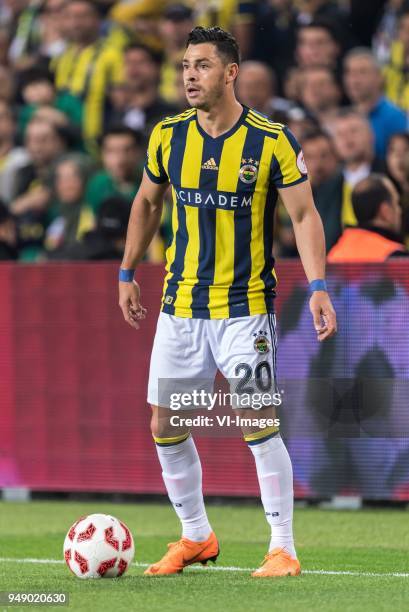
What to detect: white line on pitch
<box><xmin>0</xmin><ymin>558</ymin><xmax>408</xmax><ymax>578</ymax></box>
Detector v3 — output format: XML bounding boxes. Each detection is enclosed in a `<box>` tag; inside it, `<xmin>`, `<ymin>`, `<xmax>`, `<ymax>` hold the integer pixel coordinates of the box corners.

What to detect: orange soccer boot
<box><xmin>252</xmin><ymin>547</ymin><xmax>301</xmax><ymax>578</ymax></box>
<box><xmin>144</xmin><ymin>532</ymin><xmax>220</xmax><ymax>575</ymax></box>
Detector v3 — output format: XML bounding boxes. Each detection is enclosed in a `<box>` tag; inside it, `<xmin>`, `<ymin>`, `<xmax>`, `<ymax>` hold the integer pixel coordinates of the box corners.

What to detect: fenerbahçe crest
<box><xmin>253</xmin><ymin>331</ymin><xmax>270</xmax><ymax>354</ymax></box>
<box><xmin>239</xmin><ymin>158</ymin><xmax>259</xmax><ymax>184</ymax></box>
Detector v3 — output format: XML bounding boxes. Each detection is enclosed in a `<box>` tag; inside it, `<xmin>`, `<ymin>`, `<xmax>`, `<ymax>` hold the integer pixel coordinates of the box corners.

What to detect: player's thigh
<box><xmin>212</xmin><ymin>313</ymin><xmax>278</xmax><ymax>416</ymax></box>
<box><xmin>147</xmin><ymin>312</ymin><xmax>217</xmax><ymax>409</ymax></box>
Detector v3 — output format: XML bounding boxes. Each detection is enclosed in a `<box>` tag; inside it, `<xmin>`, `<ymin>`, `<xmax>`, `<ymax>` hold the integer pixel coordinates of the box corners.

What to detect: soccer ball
<box><xmin>63</xmin><ymin>513</ymin><xmax>135</xmax><ymax>579</ymax></box>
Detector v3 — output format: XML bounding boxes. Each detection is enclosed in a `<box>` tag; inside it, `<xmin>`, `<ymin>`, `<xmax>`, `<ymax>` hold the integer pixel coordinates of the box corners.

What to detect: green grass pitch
<box><xmin>0</xmin><ymin>500</ymin><xmax>408</xmax><ymax>611</ymax></box>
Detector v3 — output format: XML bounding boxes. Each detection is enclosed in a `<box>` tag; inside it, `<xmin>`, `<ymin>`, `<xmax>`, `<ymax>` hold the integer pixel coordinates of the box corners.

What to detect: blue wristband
<box><xmin>119</xmin><ymin>268</ymin><xmax>135</xmax><ymax>282</ymax></box>
<box><xmin>310</xmin><ymin>279</ymin><xmax>327</xmax><ymax>293</ymax></box>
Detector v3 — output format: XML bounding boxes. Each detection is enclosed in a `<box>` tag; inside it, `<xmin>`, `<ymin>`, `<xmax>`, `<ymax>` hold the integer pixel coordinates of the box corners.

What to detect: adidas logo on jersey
<box><xmin>202</xmin><ymin>157</ymin><xmax>219</xmax><ymax>170</ymax></box>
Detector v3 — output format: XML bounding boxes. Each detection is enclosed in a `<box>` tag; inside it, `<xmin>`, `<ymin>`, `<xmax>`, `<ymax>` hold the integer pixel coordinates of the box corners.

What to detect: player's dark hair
<box><xmin>101</xmin><ymin>126</ymin><xmax>144</xmax><ymax>148</ymax></box>
<box><xmin>352</xmin><ymin>174</ymin><xmax>394</xmax><ymax>225</ymax></box>
<box><xmin>186</xmin><ymin>26</ymin><xmax>240</xmax><ymax>65</ymax></box>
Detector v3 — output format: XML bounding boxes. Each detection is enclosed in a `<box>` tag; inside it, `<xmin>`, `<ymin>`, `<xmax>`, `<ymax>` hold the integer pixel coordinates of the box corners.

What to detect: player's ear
<box><xmin>226</xmin><ymin>62</ymin><xmax>239</xmax><ymax>84</ymax></box>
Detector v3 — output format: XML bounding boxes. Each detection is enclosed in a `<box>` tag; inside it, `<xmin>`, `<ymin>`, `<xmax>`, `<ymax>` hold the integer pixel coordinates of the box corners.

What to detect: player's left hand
<box><xmin>309</xmin><ymin>291</ymin><xmax>337</xmax><ymax>342</ymax></box>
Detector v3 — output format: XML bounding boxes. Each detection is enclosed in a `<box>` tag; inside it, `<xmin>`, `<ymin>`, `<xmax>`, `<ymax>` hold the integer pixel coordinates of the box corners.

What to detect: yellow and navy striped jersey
<box><xmin>52</xmin><ymin>41</ymin><xmax>124</xmax><ymax>151</ymax></box>
<box><xmin>145</xmin><ymin>106</ymin><xmax>308</xmax><ymax>319</ymax></box>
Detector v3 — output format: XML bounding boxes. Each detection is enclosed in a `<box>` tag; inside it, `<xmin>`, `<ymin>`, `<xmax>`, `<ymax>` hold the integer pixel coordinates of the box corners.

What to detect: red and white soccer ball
<box><xmin>63</xmin><ymin>514</ymin><xmax>135</xmax><ymax>579</ymax></box>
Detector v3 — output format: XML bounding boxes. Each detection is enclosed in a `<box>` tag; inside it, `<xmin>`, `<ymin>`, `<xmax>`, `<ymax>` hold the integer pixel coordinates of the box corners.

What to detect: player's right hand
<box><xmin>118</xmin><ymin>280</ymin><xmax>147</xmax><ymax>330</ymax></box>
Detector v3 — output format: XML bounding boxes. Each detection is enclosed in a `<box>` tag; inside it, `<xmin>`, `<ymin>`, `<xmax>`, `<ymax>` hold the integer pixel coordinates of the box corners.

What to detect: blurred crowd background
<box><xmin>1</xmin><ymin>0</ymin><xmax>409</xmax><ymax>263</ymax></box>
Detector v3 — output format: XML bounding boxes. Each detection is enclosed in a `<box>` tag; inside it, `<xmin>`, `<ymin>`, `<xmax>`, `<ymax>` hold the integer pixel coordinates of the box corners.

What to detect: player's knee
<box><xmin>150</xmin><ymin>405</ymin><xmax>188</xmax><ymax>439</ymax></box>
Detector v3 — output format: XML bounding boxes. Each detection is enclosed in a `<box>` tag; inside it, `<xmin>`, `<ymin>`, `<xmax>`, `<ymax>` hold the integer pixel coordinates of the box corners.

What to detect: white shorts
<box><xmin>147</xmin><ymin>312</ymin><xmax>278</xmax><ymax>409</ymax></box>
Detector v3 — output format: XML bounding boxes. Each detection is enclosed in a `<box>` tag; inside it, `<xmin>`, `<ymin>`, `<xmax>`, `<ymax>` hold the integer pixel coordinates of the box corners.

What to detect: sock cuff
<box><xmin>244</xmin><ymin>425</ymin><xmax>280</xmax><ymax>446</ymax></box>
<box><xmin>153</xmin><ymin>432</ymin><xmax>190</xmax><ymax>447</ymax></box>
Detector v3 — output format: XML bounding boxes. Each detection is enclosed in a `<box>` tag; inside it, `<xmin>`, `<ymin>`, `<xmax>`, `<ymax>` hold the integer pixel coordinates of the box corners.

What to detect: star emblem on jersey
<box><xmin>240</xmin><ymin>159</ymin><xmax>259</xmax><ymax>184</ymax></box>
<box><xmin>202</xmin><ymin>157</ymin><xmax>219</xmax><ymax>171</ymax></box>
<box><xmin>253</xmin><ymin>331</ymin><xmax>270</xmax><ymax>354</ymax></box>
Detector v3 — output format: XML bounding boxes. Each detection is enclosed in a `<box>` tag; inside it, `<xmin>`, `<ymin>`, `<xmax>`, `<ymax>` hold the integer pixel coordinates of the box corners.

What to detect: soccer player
<box><xmin>119</xmin><ymin>26</ymin><xmax>337</xmax><ymax>577</ymax></box>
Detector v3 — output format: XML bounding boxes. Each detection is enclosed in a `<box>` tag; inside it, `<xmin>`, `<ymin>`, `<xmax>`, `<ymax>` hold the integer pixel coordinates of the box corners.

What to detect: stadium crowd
<box><xmin>0</xmin><ymin>0</ymin><xmax>409</xmax><ymax>262</ymax></box>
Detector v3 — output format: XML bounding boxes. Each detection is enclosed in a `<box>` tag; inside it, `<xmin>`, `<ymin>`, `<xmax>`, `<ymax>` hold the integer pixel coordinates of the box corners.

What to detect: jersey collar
<box><xmin>194</xmin><ymin>105</ymin><xmax>249</xmax><ymax>141</ymax></box>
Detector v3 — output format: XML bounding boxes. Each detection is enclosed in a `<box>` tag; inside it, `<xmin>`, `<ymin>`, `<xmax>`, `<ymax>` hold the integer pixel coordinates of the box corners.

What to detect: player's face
<box><xmin>182</xmin><ymin>43</ymin><xmax>229</xmax><ymax>110</ymax></box>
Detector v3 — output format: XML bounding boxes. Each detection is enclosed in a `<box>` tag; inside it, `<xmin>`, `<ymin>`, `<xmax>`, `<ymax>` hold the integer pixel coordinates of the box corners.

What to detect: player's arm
<box><xmin>122</xmin><ymin>170</ymin><xmax>168</xmax><ymax>270</ymax></box>
<box><xmin>119</xmin><ymin>120</ymin><xmax>169</xmax><ymax>329</ymax></box>
<box><xmin>119</xmin><ymin>171</ymin><xmax>169</xmax><ymax>329</ymax></box>
<box><xmin>278</xmin><ymin>180</ymin><xmax>337</xmax><ymax>341</ymax></box>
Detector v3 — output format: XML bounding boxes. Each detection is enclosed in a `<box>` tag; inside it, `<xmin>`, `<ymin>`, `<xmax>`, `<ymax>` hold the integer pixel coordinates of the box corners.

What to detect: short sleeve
<box><xmin>270</xmin><ymin>126</ymin><xmax>308</xmax><ymax>189</ymax></box>
<box><xmin>144</xmin><ymin>121</ymin><xmax>168</xmax><ymax>184</ymax></box>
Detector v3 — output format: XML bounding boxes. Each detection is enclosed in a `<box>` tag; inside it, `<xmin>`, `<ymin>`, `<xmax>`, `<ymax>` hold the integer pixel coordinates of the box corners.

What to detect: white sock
<box><xmin>155</xmin><ymin>435</ymin><xmax>212</xmax><ymax>542</ymax></box>
<box><xmin>248</xmin><ymin>434</ymin><xmax>296</xmax><ymax>558</ymax></box>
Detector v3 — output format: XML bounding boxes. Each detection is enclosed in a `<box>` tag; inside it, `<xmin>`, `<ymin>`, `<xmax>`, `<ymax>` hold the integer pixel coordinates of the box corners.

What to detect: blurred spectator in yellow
<box><xmin>109</xmin><ymin>44</ymin><xmax>178</xmax><ymax>137</ymax></box>
<box><xmin>344</xmin><ymin>48</ymin><xmax>407</xmax><ymax>158</ymax></box>
<box><xmin>109</xmin><ymin>0</ymin><xmax>166</xmax><ymax>52</ymax></box>
<box><xmin>328</xmin><ymin>174</ymin><xmax>408</xmax><ymax>261</ymax></box>
<box><xmin>159</xmin><ymin>4</ymin><xmax>194</xmax><ymax>104</ymax></box>
<box><xmin>328</xmin><ymin>109</ymin><xmax>385</xmax><ymax>227</ymax></box>
<box><xmin>299</xmin><ymin>65</ymin><xmax>341</xmax><ymax>128</ymax></box>
<box><xmin>0</xmin><ymin>201</ymin><xmax>18</xmax><ymax>260</ymax></box>
<box><xmin>45</xmin><ymin>154</ymin><xmax>94</xmax><ymax>253</ymax></box>
<box><xmin>384</xmin><ymin>9</ymin><xmax>409</xmax><ymax>111</ymax></box>
<box><xmin>11</xmin><ymin>116</ymin><xmax>69</xmax><ymax>259</ymax></box>
<box><xmin>373</xmin><ymin>0</ymin><xmax>408</xmax><ymax>64</ymax></box>
<box><xmin>85</xmin><ymin>126</ymin><xmax>144</xmax><ymax>214</ymax></box>
<box><xmin>52</xmin><ymin>0</ymin><xmax>124</xmax><ymax>154</ymax></box>
<box><xmin>236</xmin><ymin>60</ymin><xmax>295</xmax><ymax>116</ymax></box>
<box><xmin>0</xmin><ymin>101</ymin><xmax>30</xmax><ymax>204</ymax></box>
